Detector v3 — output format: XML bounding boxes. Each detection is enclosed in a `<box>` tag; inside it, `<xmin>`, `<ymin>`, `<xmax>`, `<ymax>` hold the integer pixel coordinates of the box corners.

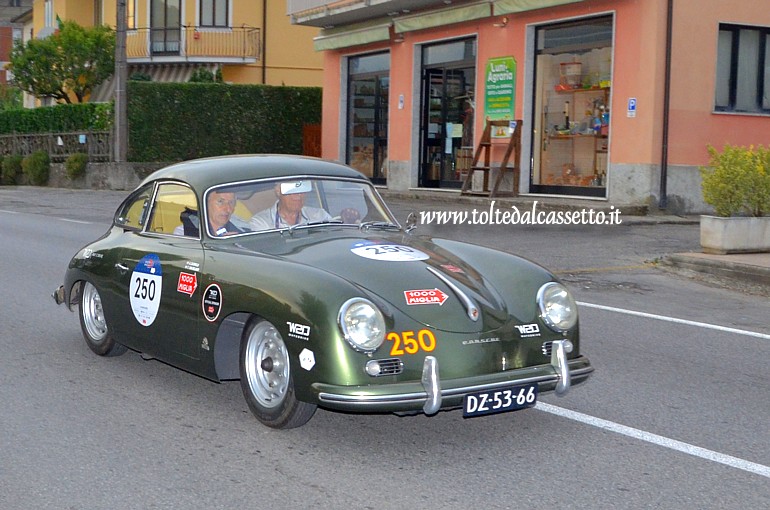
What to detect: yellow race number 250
<box><xmin>386</xmin><ymin>329</ymin><xmax>436</xmax><ymax>356</ymax></box>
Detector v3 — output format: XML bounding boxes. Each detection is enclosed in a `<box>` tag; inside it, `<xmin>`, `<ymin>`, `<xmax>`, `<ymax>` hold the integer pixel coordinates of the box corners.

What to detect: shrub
<box><xmin>22</xmin><ymin>150</ymin><xmax>50</xmax><ymax>186</ymax></box>
<box><xmin>1</xmin><ymin>154</ymin><xmax>23</xmax><ymax>184</ymax></box>
<box><xmin>65</xmin><ymin>152</ymin><xmax>89</xmax><ymax>180</ymax></box>
<box><xmin>701</xmin><ymin>144</ymin><xmax>770</xmax><ymax>217</ymax></box>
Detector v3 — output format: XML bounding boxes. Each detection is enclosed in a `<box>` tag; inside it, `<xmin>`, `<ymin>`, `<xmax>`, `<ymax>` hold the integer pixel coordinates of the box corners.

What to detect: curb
<box><xmin>663</xmin><ymin>253</ymin><xmax>770</xmax><ymax>295</ymax></box>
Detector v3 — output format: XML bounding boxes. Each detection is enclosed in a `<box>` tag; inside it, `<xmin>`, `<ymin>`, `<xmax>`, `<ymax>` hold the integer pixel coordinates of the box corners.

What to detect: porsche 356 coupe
<box><xmin>54</xmin><ymin>155</ymin><xmax>592</xmax><ymax>429</ymax></box>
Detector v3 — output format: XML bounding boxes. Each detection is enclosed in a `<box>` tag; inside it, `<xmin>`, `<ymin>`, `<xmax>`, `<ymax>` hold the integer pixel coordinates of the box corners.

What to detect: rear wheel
<box><xmin>79</xmin><ymin>281</ymin><xmax>127</xmax><ymax>357</ymax></box>
<box><xmin>239</xmin><ymin>318</ymin><xmax>316</xmax><ymax>429</ymax></box>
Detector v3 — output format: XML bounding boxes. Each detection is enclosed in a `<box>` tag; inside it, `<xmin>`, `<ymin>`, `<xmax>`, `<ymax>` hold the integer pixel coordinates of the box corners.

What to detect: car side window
<box><xmin>115</xmin><ymin>185</ymin><xmax>154</xmax><ymax>231</ymax></box>
<box><xmin>148</xmin><ymin>183</ymin><xmax>199</xmax><ymax>237</ymax></box>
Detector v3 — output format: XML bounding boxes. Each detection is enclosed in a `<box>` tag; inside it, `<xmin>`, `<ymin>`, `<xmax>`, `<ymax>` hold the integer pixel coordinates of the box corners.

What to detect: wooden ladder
<box><xmin>461</xmin><ymin>119</ymin><xmax>522</xmax><ymax>198</ymax></box>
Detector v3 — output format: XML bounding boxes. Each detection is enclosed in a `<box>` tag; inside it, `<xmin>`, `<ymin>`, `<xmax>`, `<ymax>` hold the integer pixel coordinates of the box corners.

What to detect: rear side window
<box><xmin>148</xmin><ymin>183</ymin><xmax>199</xmax><ymax>237</ymax></box>
<box><xmin>115</xmin><ymin>184</ymin><xmax>154</xmax><ymax>231</ymax></box>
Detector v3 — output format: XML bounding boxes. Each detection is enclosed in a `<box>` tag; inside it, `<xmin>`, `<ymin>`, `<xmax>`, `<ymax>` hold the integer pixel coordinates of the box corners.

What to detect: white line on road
<box><xmin>0</xmin><ymin>209</ymin><xmax>19</xmax><ymax>214</ymax></box>
<box><xmin>577</xmin><ymin>301</ymin><xmax>770</xmax><ymax>340</ymax></box>
<box><xmin>537</xmin><ymin>402</ymin><xmax>770</xmax><ymax>479</ymax></box>
<box><xmin>56</xmin><ymin>218</ymin><xmax>94</xmax><ymax>225</ymax></box>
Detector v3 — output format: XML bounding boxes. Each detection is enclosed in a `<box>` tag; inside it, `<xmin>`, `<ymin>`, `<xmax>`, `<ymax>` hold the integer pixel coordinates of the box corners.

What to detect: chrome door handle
<box><xmin>115</xmin><ymin>263</ymin><xmax>129</xmax><ymax>274</ymax></box>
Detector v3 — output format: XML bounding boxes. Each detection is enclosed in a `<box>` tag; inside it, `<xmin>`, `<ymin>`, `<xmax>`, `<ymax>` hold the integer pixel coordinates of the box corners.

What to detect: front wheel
<box><xmin>79</xmin><ymin>281</ymin><xmax>127</xmax><ymax>357</ymax></box>
<box><xmin>239</xmin><ymin>318</ymin><xmax>316</xmax><ymax>429</ymax></box>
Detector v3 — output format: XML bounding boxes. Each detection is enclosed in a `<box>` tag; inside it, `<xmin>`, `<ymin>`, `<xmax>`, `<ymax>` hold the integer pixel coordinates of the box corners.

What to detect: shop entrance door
<box><xmin>419</xmin><ymin>38</ymin><xmax>476</xmax><ymax>188</ymax></box>
<box><xmin>347</xmin><ymin>53</ymin><xmax>390</xmax><ymax>184</ymax></box>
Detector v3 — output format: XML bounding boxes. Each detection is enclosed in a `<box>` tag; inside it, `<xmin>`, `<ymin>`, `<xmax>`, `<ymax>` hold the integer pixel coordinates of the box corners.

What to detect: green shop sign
<box><xmin>484</xmin><ymin>56</ymin><xmax>516</xmax><ymax>137</ymax></box>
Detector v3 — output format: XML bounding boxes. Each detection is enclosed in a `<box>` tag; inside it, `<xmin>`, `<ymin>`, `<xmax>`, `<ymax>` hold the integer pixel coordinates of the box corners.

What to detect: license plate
<box><xmin>463</xmin><ymin>384</ymin><xmax>538</xmax><ymax>418</ymax></box>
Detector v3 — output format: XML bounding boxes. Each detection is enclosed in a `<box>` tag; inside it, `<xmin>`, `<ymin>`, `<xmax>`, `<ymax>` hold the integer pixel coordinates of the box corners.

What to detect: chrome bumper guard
<box><xmin>318</xmin><ymin>340</ymin><xmax>587</xmax><ymax>414</ymax></box>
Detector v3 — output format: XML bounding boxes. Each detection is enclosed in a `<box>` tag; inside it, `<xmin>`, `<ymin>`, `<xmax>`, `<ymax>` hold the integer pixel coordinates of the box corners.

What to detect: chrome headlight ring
<box><xmin>537</xmin><ymin>282</ymin><xmax>578</xmax><ymax>333</ymax></box>
<box><xmin>337</xmin><ymin>297</ymin><xmax>386</xmax><ymax>353</ymax></box>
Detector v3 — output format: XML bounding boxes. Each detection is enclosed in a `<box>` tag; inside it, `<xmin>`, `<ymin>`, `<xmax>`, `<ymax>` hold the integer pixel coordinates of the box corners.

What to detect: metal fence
<box><xmin>0</xmin><ymin>131</ymin><xmax>113</xmax><ymax>162</ymax></box>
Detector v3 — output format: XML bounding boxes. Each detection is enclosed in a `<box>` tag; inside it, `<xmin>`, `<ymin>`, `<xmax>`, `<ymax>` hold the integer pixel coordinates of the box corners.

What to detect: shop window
<box><xmin>531</xmin><ymin>17</ymin><xmax>612</xmax><ymax>197</ymax></box>
<box><xmin>715</xmin><ymin>24</ymin><xmax>770</xmax><ymax>113</ymax></box>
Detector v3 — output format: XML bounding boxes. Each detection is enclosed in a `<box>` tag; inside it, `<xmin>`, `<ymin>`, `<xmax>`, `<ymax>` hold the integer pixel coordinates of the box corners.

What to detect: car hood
<box><xmin>227</xmin><ymin>228</ymin><xmax>537</xmax><ymax>333</ymax></box>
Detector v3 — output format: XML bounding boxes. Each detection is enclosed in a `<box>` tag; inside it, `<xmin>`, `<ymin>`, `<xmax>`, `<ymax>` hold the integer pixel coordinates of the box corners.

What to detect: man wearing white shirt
<box><xmin>250</xmin><ymin>182</ymin><xmax>332</xmax><ymax>231</ymax></box>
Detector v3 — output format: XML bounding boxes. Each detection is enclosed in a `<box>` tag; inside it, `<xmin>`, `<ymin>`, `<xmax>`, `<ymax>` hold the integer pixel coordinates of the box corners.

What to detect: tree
<box><xmin>7</xmin><ymin>21</ymin><xmax>115</xmax><ymax>104</ymax></box>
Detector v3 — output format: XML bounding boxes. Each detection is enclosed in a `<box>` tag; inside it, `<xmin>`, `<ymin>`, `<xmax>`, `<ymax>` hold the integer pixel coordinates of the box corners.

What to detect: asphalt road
<box><xmin>1</xmin><ymin>187</ymin><xmax>768</xmax><ymax>509</ymax></box>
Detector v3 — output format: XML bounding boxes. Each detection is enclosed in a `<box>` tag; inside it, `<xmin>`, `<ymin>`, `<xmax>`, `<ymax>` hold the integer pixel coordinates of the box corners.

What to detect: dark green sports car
<box><xmin>53</xmin><ymin>155</ymin><xmax>592</xmax><ymax>429</ymax></box>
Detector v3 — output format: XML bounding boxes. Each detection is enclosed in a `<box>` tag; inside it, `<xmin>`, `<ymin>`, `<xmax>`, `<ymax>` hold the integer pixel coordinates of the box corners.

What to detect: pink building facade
<box><xmin>289</xmin><ymin>0</ymin><xmax>770</xmax><ymax>213</ymax></box>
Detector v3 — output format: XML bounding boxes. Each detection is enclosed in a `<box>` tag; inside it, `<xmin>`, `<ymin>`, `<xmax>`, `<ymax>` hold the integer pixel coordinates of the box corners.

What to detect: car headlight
<box><xmin>338</xmin><ymin>298</ymin><xmax>386</xmax><ymax>352</ymax></box>
<box><xmin>537</xmin><ymin>282</ymin><xmax>578</xmax><ymax>333</ymax></box>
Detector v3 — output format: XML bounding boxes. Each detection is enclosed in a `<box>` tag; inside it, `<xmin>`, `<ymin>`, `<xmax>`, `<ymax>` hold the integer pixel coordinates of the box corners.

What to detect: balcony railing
<box><xmin>126</xmin><ymin>26</ymin><xmax>260</xmax><ymax>62</ymax></box>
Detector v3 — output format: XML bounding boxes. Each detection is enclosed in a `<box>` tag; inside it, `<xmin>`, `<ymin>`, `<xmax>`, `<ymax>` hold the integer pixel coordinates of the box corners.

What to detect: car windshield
<box><xmin>202</xmin><ymin>177</ymin><xmax>398</xmax><ymax>237</ymax></box>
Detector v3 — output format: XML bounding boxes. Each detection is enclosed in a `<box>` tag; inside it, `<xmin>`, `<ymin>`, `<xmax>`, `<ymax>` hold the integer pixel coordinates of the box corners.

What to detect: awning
<box><xmin>493</xmin><ymin>0</ymin><xmax>584</xmax><ymax>15</ymax></box>
<box><xmin>314</xmin><ymin>19</ymin><xmax>392</xmax><ymax>51</ymax></box>
<box><xmin>394</xmin><ymin>3</ymin><xmax>492</xmax><ymax>34</ymax></box>
<box><xmin>89</xmin><ymin>64</ymin><xmax>218</xmax><ymax>103</ymax></box>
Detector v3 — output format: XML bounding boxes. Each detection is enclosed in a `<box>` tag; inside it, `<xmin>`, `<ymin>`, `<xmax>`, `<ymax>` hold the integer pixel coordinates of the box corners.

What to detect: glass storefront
<box><xmin>347</xmin><ymin>52</ymin><xmax>390</xmax><ymax>184</ymax></box>
<box><xmin>531</xmin><ymin>17</ymin><xmax>613</xmax><ymax>197</ymax></box>
<box><xmin>420</xmin><ymin>38</ymin><xmax>476</xmax><ymax>188</ymax></box>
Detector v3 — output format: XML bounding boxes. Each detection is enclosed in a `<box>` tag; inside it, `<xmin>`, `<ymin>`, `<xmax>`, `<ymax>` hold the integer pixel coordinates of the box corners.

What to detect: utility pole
<box><xmin>114</xmin><ymin>0</ymin><xmax>128</xmax><ymax>162</ymax></box>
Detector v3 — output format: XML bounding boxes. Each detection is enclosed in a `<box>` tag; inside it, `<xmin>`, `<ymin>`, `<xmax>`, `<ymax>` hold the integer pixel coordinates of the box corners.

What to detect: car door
<box><xmin>110</xmin><ymin>182</ymin><xmax>205</xmax><ymax>363</ymax></box>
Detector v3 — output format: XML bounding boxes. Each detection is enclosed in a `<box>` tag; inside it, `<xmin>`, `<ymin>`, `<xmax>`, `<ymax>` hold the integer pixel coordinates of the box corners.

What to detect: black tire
<box><xmin>239</xmin><ymin>318</ymin><xmax>316</xmax><ymax>429</ymax></box>
<box><xmin>79</xmin><ymin>281</ymin><xmax>127</xmax><ymax>357</ymax></box>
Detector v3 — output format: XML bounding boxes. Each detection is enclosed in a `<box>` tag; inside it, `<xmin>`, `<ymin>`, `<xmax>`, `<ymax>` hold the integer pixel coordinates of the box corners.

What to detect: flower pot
<box><xmin>700</xmin><ymin>215</ymin><xmax>770</xmax><ymax>254</ymax></box>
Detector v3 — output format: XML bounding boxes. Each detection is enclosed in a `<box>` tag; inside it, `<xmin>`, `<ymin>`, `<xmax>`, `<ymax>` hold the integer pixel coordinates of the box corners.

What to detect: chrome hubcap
<box><xmin>244</xmin><ymin>322</ymin><xmax>289</xmax><ymax>409</ymax></box>
<box><xmin>82</xmin><ymin>282</ymin><xmax>108</xmax><ymax>343</ymax></box>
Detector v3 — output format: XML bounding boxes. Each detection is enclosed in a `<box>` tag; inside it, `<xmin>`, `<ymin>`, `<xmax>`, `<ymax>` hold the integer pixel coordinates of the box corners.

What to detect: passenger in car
<box><xmin>250</xmin><ymin>182</ymin><xmax>333</xmax><ymax>230</ymax></box>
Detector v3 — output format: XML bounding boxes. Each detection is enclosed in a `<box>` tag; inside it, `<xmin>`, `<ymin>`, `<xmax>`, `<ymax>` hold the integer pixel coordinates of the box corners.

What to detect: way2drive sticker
<box><xmin>202</xmin><ymin>284</ymin><xmax>222</xmax><ymax>322</ymax></box>
<box><xmin>130</xmin><ymin>254</ymin><xmax>163</xmax><ymax>326</ymax></box>
<box><xmin>350</xmin><ymin>241</ymin><xmax>429</xmax><ymax>262</ymax></box>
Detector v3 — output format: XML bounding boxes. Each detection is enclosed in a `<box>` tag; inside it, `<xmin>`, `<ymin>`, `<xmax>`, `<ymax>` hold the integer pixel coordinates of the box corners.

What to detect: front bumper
<box><xmin>313</xmin><ymin>341</ymin><xmax>592</xmax><ymax>414</ymax></box>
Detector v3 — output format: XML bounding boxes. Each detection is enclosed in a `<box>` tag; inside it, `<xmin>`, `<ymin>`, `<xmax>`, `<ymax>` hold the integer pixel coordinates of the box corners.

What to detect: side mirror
<box><xmin>405</xmin><ymin>212</ymin><xmax>417</xmax><ymax>233</ymax></box>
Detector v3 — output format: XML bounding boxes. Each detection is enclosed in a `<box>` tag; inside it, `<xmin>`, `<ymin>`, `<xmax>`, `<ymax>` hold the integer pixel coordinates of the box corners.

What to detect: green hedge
<box><xmin>127</xmin><ymin>82</ymin><xmax>321</xmax><ymax>162</ymax></box>
<box><xmin>0</xmin><ymin>102</ymin><xmax>113</xmax><ymax>134</ymax></box>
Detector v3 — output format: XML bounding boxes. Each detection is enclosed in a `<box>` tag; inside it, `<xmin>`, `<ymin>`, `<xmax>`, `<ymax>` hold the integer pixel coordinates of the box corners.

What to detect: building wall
<box><xmin>316</xmin><ymin>0</ymin><xmax>770</xmax><ymax>212</ymax></box>
<box><xmin>34</xmin><ymin>0</ymin><xmax>322</xmax><ymax>86</ymax></box>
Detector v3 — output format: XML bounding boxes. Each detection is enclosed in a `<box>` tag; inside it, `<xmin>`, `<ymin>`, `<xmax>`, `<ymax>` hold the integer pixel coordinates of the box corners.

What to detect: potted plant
<box><xmin>699</xmin><ymin>144</ymin><xmax>770</xmax><ymax>254</ymax></box>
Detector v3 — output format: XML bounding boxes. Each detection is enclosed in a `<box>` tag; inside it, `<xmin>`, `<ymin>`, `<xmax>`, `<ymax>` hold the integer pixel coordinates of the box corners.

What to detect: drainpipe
<box><xmin>659</xmin><ymin>0</ymin><xmax>674</xmax><ymax>210</ymax></box>
<box><xmin>262</xmin><ymin>0</ymin><xmax>267</xmax><ymax>84</ymax></box>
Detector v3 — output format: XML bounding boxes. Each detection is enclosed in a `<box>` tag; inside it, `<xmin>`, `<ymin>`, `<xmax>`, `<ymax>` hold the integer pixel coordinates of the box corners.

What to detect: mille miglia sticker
<box><xmin>202</xmin><ymin>284</ymin><xmax>222</xmax><ymax>322</ymax></box>
<box><xmin>177</xmin><ymin>272</ymin><xmax>198</xmax><ymax>296</ymax></box>
<box><xmin>404</xmin><ymin>289</ymin><xmax>449</xmax><ymax>306</ymax></box>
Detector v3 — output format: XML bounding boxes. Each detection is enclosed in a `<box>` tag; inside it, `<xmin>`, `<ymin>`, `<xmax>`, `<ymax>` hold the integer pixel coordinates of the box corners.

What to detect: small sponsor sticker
<box><xmin>184</xmin><ymin>261</ymin><xmax>200</xmax><ymax>272</ymax></box>
<box><xmin>202</xmin><ymin>283</ymin><xmax>222</xmax><ymax>322</ymax></box>
<box><xmin>299</xmin><ymin>348</ymin><xmax>315</xmax><ymax>371</ymax></box>
<box><xmin>404</xmin><ymin>288</ymin><xmax>449</xmax><ymax>306</ymax></box>
<box><xmin>287</xmin><ymin>321</ymin><xmax>311</xmax><ymax>341</ymax></box>
<box><xmin>177</xmin><ymin>272</ymin><xmax>198</xmax><ymax>296</ymax></box>
<box><xmin>350</xmin><ymin>241</ymin><xmax>429</xmax><ymax>262</ymax></box>
<box><xmin>514</xmin><ymin>323</ymin><xmax>541</xmax><ymax>338</ymax></box>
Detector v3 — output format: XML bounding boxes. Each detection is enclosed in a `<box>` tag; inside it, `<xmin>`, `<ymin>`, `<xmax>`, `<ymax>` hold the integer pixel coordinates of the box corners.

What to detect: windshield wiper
<box><xmin>282</xmin><ymin>219</ymin><xmax>344</xmax><ymax>235</ymax></box>
<box><xmin>358</xmin><ymin>221</ymin><xmax>400</xmax><ymax>232</ymax></box>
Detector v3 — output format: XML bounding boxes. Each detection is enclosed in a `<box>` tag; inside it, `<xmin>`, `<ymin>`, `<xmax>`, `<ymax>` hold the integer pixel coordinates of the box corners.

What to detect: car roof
<box><xmin>139</xmin><ymin>154</ymin><xmax>369</xmax><ymax>191</ymax></box>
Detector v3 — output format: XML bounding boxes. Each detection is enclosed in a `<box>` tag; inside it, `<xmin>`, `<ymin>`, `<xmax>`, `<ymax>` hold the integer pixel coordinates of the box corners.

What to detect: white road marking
<box><xmin>537</xmin><ymin>402</ymin><xmax>770</xmax><ymax>479</ymax></box>
<box><xmin>577</xmin><ymin>301</ymin><xmax>770</xmax><ymax>340</ymax></box>
<box><xmin>0</xmin><ymin>209</ymin><xmax>19</xmax><ymax>214</ymax></box>
<box><xmin>56</xmin><ymin>218</ymin><xmax>93</xmax><ymax>225</ymax></box>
